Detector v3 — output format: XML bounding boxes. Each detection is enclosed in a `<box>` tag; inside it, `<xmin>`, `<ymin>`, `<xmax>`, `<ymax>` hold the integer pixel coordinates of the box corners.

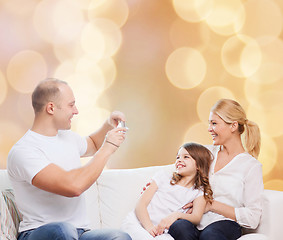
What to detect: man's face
<box><xmin>53</xmin><ymin>84</ymin><xmax>78</xmax><ymax>130</ymax></box>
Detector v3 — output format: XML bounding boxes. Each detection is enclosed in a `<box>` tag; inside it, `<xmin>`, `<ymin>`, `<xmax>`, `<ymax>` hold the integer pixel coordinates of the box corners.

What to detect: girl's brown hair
<box><xmin>170</xmin><ymin>142</ymin><xmax>214</xmax><ymax>203</ymax></box>
<box><xmin>211</xmin><ymin>99</ymin><xmax>261</xmax><ymax>159</ymax></box>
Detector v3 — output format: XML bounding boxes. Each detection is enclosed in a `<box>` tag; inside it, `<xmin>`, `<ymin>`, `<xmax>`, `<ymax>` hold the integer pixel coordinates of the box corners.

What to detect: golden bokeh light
<box><xmin>197</xmin><ymin>87</ymin><xmax>235</xmax><ymax>123</ymax></box>
<box><xmin>80</xmin><ymin>22</ymin><xmax>106</xmax><ymax>62</ymax></box>
<box><xmin>0</xmin><ymin>121</ymin><xmax>26</xmax><ymax>169</ymax></box>
<box><xmin>54</xmin><ymin>60</ymin><xmax>77</xmax><ymax>80</ymax></box>
<box><xmin>247</xmin><ymin>91</ymin><xmax>283</xmax><ymax>137</ymax></box>
<box><xmin>88</xmin><ymin>0</ymin><xmax>129</xmax><ymax>27</ymax></box>
<box><xmin>205</xmin><ymin>0</ymin><xmax>245</xmax><ymax>36</ymax></box>
<box><xmin>72</xmin><ymin>107</ymin><xmax>110</xmax><ymax>136</ymax></box>
<box><xmin>257</xmin><ymin>134</ymin><xmax>278</xmax><ymax>176</ymax></box>
<box><xmin>7</xmin><ymin>50</ymin><xmax>47</xmax><ymax>93</ymax></box>
<box><xmin>172</xmin><ymin>0</ymin><xmax>213</xmax><ymax>23</ymax></box>
<box><xmin>65</xmin><ymin>73</ymin><xmax>105</xmax><ymax>109</ymax></box>
<box><xmin>264</xmin><ymin>179</ymin><xmax>283</xmax><ymax>191</ymax></box>
<box><xmin>97</xmin><ymin>58</ymin><xmax>117</xmax><ymax>89</ymax></box>
<box><xmin>169</xmin><ymin>18</ymin><xmax>211</xmax><ymax>51</ymax></box>
<box><xmin>165</xmin><ymin>47</ymin><xmax>207</xmax><ymax>89</ymax></box>
<box><xmin>0</xmin><ymin>71</ymin><xmax>7</xmax><ymax>106</ymax></box>
<box><xmin>248</xmin><ymin>37</ymin><xmax>283</xmax><ymax>84</ymax></box>
<box><xmin>240</xmin><ymin>0</ymin><xmax>283</xmax><ymax>39</ymax></box>
<box><xmin>221</xmin><ymin>35</ymin><xmax>262</xmax><ymax>78</ymax></box>
<box><xmin>89</xmin><ymin>19</ymin><xmax>122</xmax><ymax>58</ymax></box>
<box><xmin>183</xmin><ymin>122</ymin><xmax>212</xmax><ymax>146</ymax></box>
<box><xmin>33</xmin><ymin>0</ymin><xmax>85</xmax><ymax>44</ymax></box>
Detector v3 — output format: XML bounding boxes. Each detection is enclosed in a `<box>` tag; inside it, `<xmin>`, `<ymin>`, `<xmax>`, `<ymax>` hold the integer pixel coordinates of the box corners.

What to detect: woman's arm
<box><xmin>135</xmin><ymin>180</ymin><xmax>159</xmax><ymax>237</ymax></box>
<box><xmin>205</xmin><ymin>200</ymin><xmax>236</xmax><ymax>220</ymax></box>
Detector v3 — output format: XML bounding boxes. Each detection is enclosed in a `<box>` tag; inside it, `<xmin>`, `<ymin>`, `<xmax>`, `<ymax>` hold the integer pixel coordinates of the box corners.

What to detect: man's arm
<box><xmin>32</xmin><ymin>111</ymin><xmax>127</xmax><ymax>197</ymax></box>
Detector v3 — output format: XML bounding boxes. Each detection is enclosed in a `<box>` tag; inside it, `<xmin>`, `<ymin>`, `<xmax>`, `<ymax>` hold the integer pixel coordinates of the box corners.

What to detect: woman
<box><xmin>168</xmin><ymin>99</ymin><xmax>264</xmax><ymax>240</ymax></box>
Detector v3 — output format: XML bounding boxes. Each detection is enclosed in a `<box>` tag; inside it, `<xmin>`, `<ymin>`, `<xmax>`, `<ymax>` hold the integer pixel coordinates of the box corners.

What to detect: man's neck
<box><xmin>31</xmin><ymin>117</ymin><xmax>58</xmax><ymax>136</ymax></box>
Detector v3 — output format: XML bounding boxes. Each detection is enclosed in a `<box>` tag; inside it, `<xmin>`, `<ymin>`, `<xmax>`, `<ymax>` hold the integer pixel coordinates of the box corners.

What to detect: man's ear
<box><xmin>46</xmin><ymin>102</ymin><xmax>55</xmax><ymax>115</ymax></box>
<box><xmin>230</xmin><ymin>121</ymin><xmax>239</xmax><ymax>133</ymax></box>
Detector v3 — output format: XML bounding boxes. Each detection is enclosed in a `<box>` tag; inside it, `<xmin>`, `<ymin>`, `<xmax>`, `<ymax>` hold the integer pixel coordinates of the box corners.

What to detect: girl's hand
<box><xmin>145</xmin><ymin>225</ymin><xmax>159</xmax><ymax>237</ymax></box>
<box><xmin>183</xmin><ymin>202</ymin><xmax>193</xmax><ymax>214</ymax></box>
<box><xmin>157</xmin><ymin>212</ymin><xmax>180</xmax><ymax>234</ymax></box>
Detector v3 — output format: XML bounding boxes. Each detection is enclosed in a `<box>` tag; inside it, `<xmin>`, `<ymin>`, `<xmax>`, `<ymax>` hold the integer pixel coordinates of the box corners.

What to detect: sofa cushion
<box><xmin>0</xmin><ymin>193</ymin><xmax>17</xmax><ymax>240</ymax></box>
<box><xmin>95</xmin><ymin>164</ymin><xmax>175</xmax><ymax>229</ymax></box>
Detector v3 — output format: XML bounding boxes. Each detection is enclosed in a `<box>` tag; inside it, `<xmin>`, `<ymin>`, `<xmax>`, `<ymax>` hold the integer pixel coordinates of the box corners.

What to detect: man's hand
<box><xmin>108</xmin><ymin>111</ymin><xmax>126</xmax><ymax>128</ymax></box>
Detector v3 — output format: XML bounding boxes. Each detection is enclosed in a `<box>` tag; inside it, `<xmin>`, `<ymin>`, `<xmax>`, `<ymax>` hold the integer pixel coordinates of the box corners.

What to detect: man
<box><xmin>7</xmin><ymin>78</ymin><xmax>131</xmax><ymax>240</ymax></box>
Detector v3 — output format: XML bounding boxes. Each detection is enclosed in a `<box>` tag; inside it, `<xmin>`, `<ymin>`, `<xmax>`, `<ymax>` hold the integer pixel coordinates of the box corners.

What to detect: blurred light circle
<box><xmin>88</xmin><ymin>0</ymin><xmax>129</xmax><ymax>27</ymax></box>
<box><xmin>65</xmin><ymin>73</ymin><xmax>105</xmax><ymax>109</ymax></box>
<box><xmin>53</xmin><ymin>41</ymin><xmax>83</xmax><ymax>63</ymax></box>
<box><xmin>247</xmin><ymin>90</ymin><xmax>283</xmax><ymax>137</ymax></box>
<box><xmin>81</xmin><ymin>22</ymin><xmax>105</xmax><ymax>62</ymax></box>
<box><xmin>165</xmin><ymin>47</ymin><xmax>207</xmax><ymax>89</ymax></box>
<box><xmin>169</xmin><ymin>19</ymin><xmax>211</xmax><ymax>51</ymax></box>
<box><xmin>183</xmin><ymin>122</ymin><xmax>212</xmax><ymax>146</ymax></box>
<box><xmin>54</xmin><ymin>60</ymin><xmax>77</xmax><ymax>80</ymax></box>
<box><xmin>33</xmin><ymin>0</ymin><xmax>85</xmax><ymax>44</ymax></box>
<box><xmin>248</xmin><ymin>37</ymin><xmax>283</xmax><ymax>84</ymax></box>
<box><xmin>7</xmin><ymin>50</ymin><xmax>47</xmax><ymax>93</ymax></box>
<box><xmin>0</xmin><ymin>121</ymin><xmax>26</xmax><ymax>168</ymax></box>
<box><xmin>206</xmin><ymin>0</ymin><xmax>245</xmax><ymax>36</ymax></box>
<box><xmin>97</xmin><ymin>58</ymin><xmax>117</xmax><ymax>89</ymax></box>
<box><xmin>0</xmin><ymin>71</ymin><xmax>7</xmax><ymax>105</ymax></box>
<box><xmin>258</xmin><ymin>134</ymin><xmax>277</xmax><ymax>176</ymax></box>
<box><xmin>197</xmin><ymin>87</ymin><xmax>235</xmax><ymax>123</ymax></box>
<box><xmin>91</xmin><ymin>19</ymin><xmax>122</xmax><ymax>58</ymax></box>
<box><xmin>73</xmin><ymin>107</ymin><xmax>110</xmax><ymax>136</ymax></box>
<box><xmin>221</xmin><ymin>35</ymin><xmax>262</xmax><ymax>78</ymax></box>
<box><xmin>264</xmin><ymin>179</ymin><xmax>283</xmax><ymax>191</ymax></box>
<box><xmin>172</xmin><ymin>0</ymin><xmax>213</xmax><ymax>23</ymax></box>
<box><xmin>241</xmin><ymin>0</ymin><xmax>283</xmax><ymax>39</ymax></box>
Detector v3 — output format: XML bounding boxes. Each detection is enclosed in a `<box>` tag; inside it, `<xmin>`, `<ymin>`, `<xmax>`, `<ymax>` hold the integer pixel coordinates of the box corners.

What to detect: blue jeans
<box><xmin>168</xmin><ymin>219</ymin><xmax>242</xmax><ymax>240</ymax></box>
<box><xmin>18</xmin><ymin>222</ymin><xmax>132</xmax><ymax>240</ymax></box>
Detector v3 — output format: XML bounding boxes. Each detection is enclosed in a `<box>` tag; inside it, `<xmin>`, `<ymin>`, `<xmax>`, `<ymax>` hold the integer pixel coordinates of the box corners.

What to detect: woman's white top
<box><xmin>198</xmin><ymin>145</ymin><xmax>264</xmax><ymax>230</ymax></box>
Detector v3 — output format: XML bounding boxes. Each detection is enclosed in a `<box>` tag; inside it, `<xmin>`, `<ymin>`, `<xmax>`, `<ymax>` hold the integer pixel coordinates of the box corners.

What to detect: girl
<box><xmin>169</xmin><ymin>99</ymin><xmax>264</xmax><ymax>240</ymax></box>
<box><xmin>121</xmin><ymin>142</ymin><xmax>213</xmax><ymax>240</ymax></box>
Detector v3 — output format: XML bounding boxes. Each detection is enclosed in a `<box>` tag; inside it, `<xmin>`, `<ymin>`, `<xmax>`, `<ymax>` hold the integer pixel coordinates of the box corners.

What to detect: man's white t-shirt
<box><xmin>146</xmin><ymin>170</ymin><xmax>203</xmax><ymax>226</ymax></box>
<box><xmin>7</xmin><ymin>130</ymin><xmax>88</xmax><ymax>233</ymax></box>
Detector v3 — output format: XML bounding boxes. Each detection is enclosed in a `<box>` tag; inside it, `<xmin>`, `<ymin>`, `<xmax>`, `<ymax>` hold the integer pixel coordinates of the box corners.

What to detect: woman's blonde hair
<box><xmin>170</xmin><ymin>142</ymin><xmax>214</xmax><ymax>203</ymax></box>
<box><xmin>211</xmin><ymin>99</ymin><xmax>261</xmax><ymax>158</ymax></box>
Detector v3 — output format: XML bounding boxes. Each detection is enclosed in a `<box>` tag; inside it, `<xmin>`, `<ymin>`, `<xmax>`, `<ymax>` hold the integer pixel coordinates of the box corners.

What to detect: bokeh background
<box><xmin>0</xmin><ymin>0</ymin><xmax>283</xmax><ymax>191</ymax></box>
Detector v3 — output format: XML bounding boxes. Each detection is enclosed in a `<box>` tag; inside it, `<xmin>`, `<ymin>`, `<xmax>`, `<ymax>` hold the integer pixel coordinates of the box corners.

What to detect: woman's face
<box><xmin>208</xmin><ymin>112</ymin><xmax>232</xmax><ymax>145</ymax></box>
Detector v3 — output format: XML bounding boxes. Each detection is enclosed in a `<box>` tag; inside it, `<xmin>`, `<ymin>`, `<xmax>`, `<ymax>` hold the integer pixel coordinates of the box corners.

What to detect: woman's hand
<box><xmin>183</xmin><ymin>202</ymin><xmax>193</xmax><ymax>214</ymax></box>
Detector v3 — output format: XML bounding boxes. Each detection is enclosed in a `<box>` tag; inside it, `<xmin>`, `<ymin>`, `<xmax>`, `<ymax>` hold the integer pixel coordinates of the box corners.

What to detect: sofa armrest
<box><xmin>243</xmin><ymin>189</ymin><xmax>283</xmax><ymax>239</ymax></box>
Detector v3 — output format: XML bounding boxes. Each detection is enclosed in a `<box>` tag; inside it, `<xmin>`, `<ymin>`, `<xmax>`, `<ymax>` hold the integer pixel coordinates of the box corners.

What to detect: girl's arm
<box><xmin>157</xmin><ymin>195</ymin><xmax>206</xmax><ymax>233</ymax></box>
<box><xmin>135</xmin><ymin>180</ymin><xmax>159</xmax><ymax>237</ymax></box>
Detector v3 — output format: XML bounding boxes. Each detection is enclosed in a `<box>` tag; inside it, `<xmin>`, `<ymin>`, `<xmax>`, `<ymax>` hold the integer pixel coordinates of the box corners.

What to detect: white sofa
<box><xmin>1</xmin><ymin>164</ymin><xmax>283</xmax><ymax>240</ymax></box>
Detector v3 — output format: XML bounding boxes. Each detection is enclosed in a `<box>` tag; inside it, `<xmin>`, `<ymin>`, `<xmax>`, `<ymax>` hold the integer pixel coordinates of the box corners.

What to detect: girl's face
<box><xmin>208</xmin><ymin>112</ymin><xmax>232</xmax><ymax>145</ymax></box>
<box><xmin>175</xmin><ymin>147</ymin><xmax>197</xmax><ymax>177</ymax></box>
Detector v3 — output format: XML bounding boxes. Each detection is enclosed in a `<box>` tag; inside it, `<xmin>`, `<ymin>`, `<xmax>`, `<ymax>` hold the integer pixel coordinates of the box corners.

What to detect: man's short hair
<box><xmin>32</xmin><ymin>78</ymin><xmax>68</xmax><ymax>113</ymax></box>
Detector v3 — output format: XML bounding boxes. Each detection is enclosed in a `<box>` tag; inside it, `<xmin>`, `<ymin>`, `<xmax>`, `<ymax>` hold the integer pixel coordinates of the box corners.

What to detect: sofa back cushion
<box><xmin>92</xmin><ymin>164</ymin><xmax>175</xmax><ymax>229</ymax></box>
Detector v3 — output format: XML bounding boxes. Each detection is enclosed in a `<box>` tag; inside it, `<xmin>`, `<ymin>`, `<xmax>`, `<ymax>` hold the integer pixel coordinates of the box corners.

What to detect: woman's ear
<box><xmin>230</xmin><ymin>121</ymin><xmax>239</xmax><ymax>133</ymax></box>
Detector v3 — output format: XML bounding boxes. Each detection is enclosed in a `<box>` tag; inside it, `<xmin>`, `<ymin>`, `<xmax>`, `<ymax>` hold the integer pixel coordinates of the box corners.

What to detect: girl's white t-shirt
<box><xmin>7</xmin><ymin>130</ymin><xmax>88</xmax><ymax>233</ymax></box>
<box><xmin>147</xmin><ymin>170</ymin><xmax>203</xmax><ymax>226</ymax></box>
